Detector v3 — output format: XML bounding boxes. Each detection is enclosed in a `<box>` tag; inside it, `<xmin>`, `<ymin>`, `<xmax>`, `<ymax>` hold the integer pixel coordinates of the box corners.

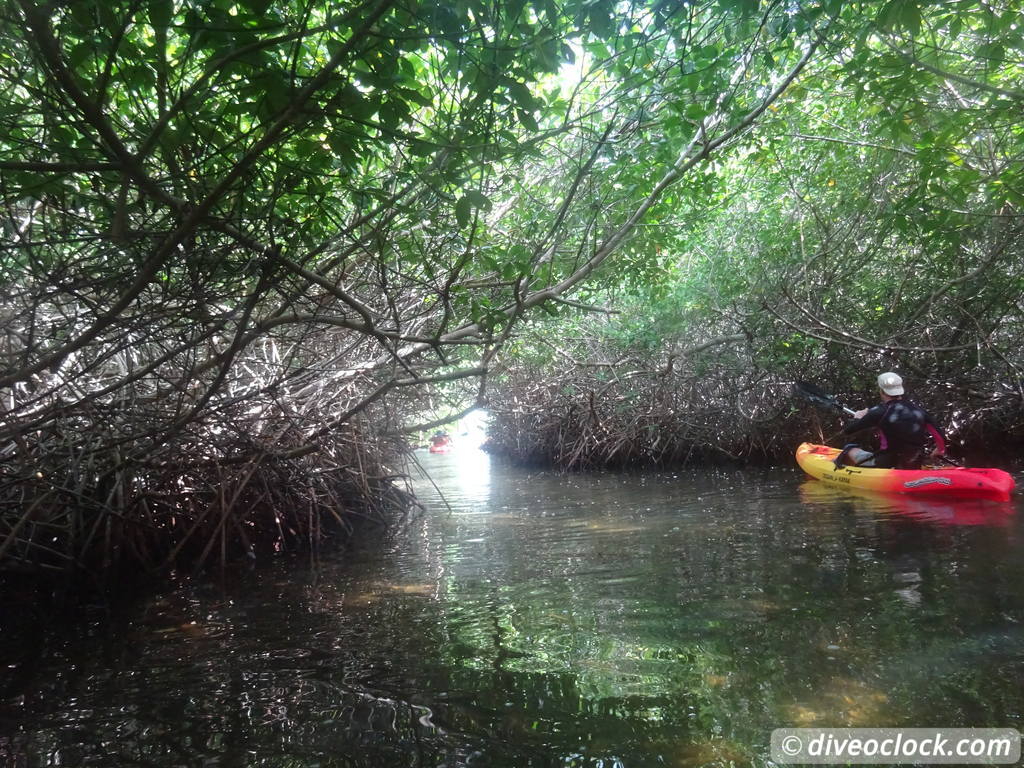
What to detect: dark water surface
<box><xmin>2</xmin><ymin>450</ymin><xmax>1023</xmax><ymax>767</ymax></box>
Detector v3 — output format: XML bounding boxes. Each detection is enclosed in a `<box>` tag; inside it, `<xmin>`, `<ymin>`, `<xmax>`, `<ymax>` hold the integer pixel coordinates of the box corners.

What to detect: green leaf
<box><xmin>507</xmin><ymin>80</ymin><xmax>536</xmax><ymax>111</ymax></box>
<box><xmin>239</xmin><ymin>0</ymin><xmax>274</xmax><ymax>14</ymax></box>
<box><xmin>408</xmin><ymin>140</ymin><xmax>435</xmax><ymax>157</ymax></box>
<box><xmin>900</xmin><ymin>2</ymin><xmax>921</xmax><ymax>35</ymax></box>
<box><xmin>255</xmin><ymin>75</ymin><xmax>292</xmax><ymax>119</ymax></box>
<box><xmin>68</xmin><ymin>42</ymin><xmax>94</xmax><ymax>69</ymax></box>
<box><xmin>148</xmin><ymin>0</ymin><xmax>173</xmax><ymax>29</ymax></box>
<box><xmin>588</xmin><ymin>8</ymin><xmax>615</xmax><ymax>38</ymax></box>
<box><xmin>337</xmin><ymin>85</ymin><xmax>376</xmax><ymax>121</ymax></box>
<box><xmin>501</xmin><ymin>261</ymin><xmax>521</xmax><ymax>280</ymax></box>
<box><xmin>517</xmin><ymin>108</ymin><xmax>539</xmax><ymax>131</ymax></box>
<box><xmin>875</xmin><ymin>0</ymin><xmax>901</xmax><ymax>31</ymax></box>
<box><xmin>455</xmin><ymin>196</ymin><xmax>473</xmax><ymax>227</ymax></box>
<box><xmin>464</xmin><ymin>190</ymin><xmax>492</xmax><ymax>211</ymax></box>
<box><xmin>396</xmin><ymin>86</ymin><xmax>433</xmax><ymax>108</ymax></box>
<box><xmin>295</xmin><ymin>138</ymin><xmax>321</xmax><ymax>159</ymax></box>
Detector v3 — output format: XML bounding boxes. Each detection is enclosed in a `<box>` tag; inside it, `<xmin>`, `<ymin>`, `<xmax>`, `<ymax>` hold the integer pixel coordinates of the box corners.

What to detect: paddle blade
<box><xmin>794</xmin><ymin>380</ymin><xmax>841</xmax><ymax>410</ymax></box>
<box><xmin>793</xmin><ymin>380</ymin><xmax>857</xmax><ymax>417</ymax></box>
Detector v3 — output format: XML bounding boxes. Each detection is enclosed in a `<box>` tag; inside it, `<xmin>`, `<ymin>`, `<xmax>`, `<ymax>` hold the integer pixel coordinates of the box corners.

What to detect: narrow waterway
<box><xmin>2</xmin><ymin>450</ymin><xmax>1023</xmax><ymax>767</ymax></box>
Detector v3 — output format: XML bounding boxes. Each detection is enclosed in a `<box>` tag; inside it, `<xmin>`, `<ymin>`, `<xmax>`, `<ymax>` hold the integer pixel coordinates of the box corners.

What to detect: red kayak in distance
<box><xmin>428</xmin><ymin>432</ymin><xmax>453</xmax><ymax>453</ymax></box>
<box><xmin>796</xmin><ymin>442</ymin><xmax>1015</xmax><ymax>502</ymax></box>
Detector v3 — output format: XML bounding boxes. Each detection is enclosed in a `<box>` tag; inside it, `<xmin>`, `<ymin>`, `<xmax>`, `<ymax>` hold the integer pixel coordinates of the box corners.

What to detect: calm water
<box><xmin>2</xmin><ymin>450</ymin><xmax>1023</xmax><ymax>767</ymax></box>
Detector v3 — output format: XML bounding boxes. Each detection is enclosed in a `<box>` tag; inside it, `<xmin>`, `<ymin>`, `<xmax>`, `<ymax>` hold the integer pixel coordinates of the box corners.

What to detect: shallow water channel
<box><xmin>2</xmin><ymin>450</ymin><xmax>1023</xmax><ymax>767</ymax></box>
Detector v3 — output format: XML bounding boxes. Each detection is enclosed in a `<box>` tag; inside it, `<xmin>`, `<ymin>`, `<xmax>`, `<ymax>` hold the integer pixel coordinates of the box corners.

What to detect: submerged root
<box><xmin>0</xmin><ymin>397</ymin><xmax>415</xmax><ymax>587</ymax></box>
<box><xmin>484</xmin><ymin>365</ymin><xmax>796</xmax><ymax>469</ymax></box>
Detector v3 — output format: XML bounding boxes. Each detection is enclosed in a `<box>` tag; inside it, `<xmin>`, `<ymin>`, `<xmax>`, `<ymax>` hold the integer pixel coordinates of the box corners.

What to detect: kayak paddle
<box><xmin>793</xmin><ymin>380</ymin><xmax>857</xmax><ymax>417</ymax></box>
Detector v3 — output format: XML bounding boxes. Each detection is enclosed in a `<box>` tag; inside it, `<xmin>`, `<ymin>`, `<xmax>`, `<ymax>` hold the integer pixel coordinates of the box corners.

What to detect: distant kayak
<box><xmin>796</xmin><ymin>442</ymin><xmax>1015</xmax><ymax>502</ymax></box>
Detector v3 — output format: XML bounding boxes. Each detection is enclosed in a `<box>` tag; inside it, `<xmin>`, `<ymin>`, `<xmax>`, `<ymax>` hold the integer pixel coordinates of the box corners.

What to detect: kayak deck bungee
<box><xmin>796</xmin><ymin>443</ymin><xmax>1015</xmax><ymax>502</ymax></box>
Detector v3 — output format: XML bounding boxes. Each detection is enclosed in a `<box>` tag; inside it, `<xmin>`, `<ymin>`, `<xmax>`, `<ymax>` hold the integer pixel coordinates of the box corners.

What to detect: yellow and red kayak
<box><xmin>796</xmin><ymin>443</ymin><xmax>1015</xmax><ymax>501</ymax></box>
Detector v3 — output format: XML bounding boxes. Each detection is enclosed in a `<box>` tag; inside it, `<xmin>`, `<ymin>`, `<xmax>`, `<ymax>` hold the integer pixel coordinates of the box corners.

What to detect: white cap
<box><xmin>877</xmin><ymin>371</ymin><xmax>904</xmax><ymax>396</ymax></box>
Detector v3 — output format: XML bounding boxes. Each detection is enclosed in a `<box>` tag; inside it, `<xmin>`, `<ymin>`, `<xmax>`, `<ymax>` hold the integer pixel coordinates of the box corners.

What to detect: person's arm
<box><xmin>925</xmin><ymin>412</ymin><xmax>946</xmax><ymax>456</ymax></box>
<box><xmin>843</xmin><ymin>403</ymin><xmax>884</xmax><ymax>435</ymax></box>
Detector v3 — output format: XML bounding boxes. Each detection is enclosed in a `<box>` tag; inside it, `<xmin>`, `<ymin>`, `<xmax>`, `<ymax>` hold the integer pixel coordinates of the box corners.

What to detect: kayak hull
<box><xmin>796</xmin><ymin>443</ymin><xmax>1015</xmax><ymax>502</ymax></box>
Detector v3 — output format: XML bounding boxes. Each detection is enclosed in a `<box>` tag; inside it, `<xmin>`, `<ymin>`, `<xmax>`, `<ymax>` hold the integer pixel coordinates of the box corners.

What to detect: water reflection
<box><xmin>798</xmin><ymin>479</ymin><xmax>1016</xmax><ymax>526</ymax></box>
<box><xmin>1</xmin><ymin>450</ymin><xmax>1022</xmax><ymax>767</ymax></box>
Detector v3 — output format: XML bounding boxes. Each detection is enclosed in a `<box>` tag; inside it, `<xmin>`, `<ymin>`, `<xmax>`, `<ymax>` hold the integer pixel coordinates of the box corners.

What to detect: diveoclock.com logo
<box><xmin>770</xmin><ymin>728</ymin><xmax>1021</xmax><ymax>764</ymax></box>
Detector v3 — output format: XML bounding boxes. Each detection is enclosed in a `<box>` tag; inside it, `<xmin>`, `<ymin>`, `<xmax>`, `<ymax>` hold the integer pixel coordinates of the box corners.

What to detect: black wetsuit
<box><xmin>842</xmin><ymin>398</ymin><xmax>946</xmax><ymax>469</ymax></box>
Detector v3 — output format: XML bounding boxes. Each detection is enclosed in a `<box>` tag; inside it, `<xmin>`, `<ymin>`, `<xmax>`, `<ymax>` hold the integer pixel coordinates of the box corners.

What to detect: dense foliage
<box><xmin>484</xmin><ymin>0</ymin><xmax>1024</xmax><ymax>467</ymax></box>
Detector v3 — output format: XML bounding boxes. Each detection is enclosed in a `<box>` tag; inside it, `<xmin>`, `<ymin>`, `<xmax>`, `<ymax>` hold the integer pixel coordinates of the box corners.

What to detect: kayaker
<box><xmin>833</xmin><ymin>372</ymin><xmax>946</xmax><ymax>469</ymax></box>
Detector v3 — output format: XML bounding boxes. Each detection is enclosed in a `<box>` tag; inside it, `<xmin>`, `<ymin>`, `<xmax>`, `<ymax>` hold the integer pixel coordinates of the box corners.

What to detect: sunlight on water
<box><xmin>445</xmin><ymin>446</ymin><xmax>492</xmax><ymax>508</ymax></box>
